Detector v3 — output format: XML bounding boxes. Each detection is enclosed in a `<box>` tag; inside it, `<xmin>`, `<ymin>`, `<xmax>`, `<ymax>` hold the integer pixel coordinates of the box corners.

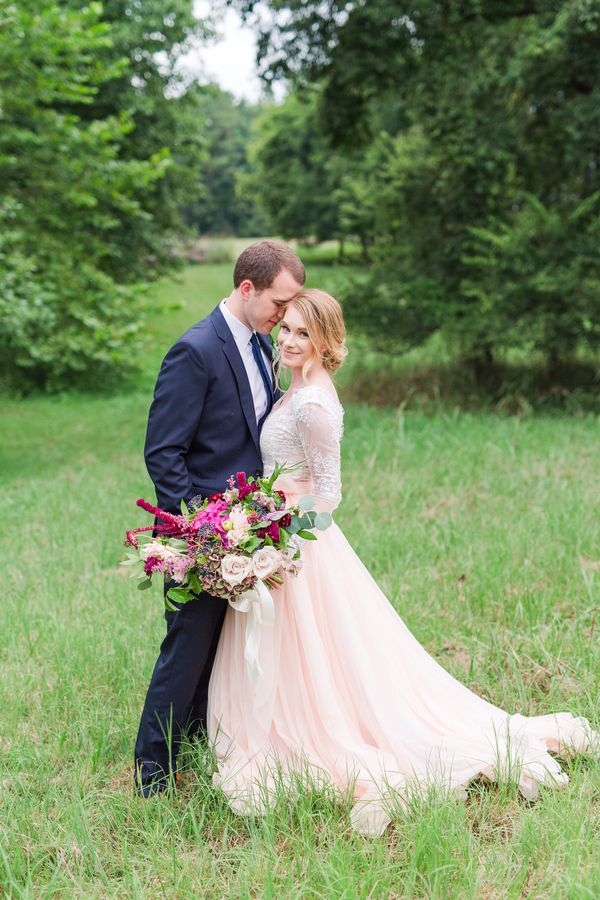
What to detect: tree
<box><xmin>240</xmin><ymin>90</ymin><xmax>345</xmax><ymax>243</ymax></box>
<box><xmin>0</xmin><ymin>1</ymin><xmax>206</xmax><ymax>391</ymax></box>
<box><xmin>60</xmin><ymin>0</ymin><xmax>208</xmax><ymax>280</ymax></box>
<box><xmin>463</xmin><ymin>193</ymin><xmax>600</xmax><ymax>362</ymax></box>
<box><xmin>233</xmin><ymin>1</ymin><xmax>600</xmax><ymax>368</ymax></box>
<box><xmin>183</xmin><ymin>86</ymin><xmax>269</xmax><ymax>236</ymax></box>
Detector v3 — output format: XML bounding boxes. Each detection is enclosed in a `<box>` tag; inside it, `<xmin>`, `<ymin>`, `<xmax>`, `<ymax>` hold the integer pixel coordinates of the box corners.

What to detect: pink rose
<box><xmin>221</xmin><ymin>553</ymin><xmax>253</xmax><ymax>586</ymax></box>
<box><xmin>252</xmin><ymin>546</ymin><xmax>283</xmax><ymax>581</ymax></box>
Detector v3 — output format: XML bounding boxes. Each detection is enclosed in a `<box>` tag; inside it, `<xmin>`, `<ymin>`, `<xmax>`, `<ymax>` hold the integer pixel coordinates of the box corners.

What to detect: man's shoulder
<box><xmin>171</xmin><ymin>305</ymin><xmax>225</xmax><ymax>354</ymax></box>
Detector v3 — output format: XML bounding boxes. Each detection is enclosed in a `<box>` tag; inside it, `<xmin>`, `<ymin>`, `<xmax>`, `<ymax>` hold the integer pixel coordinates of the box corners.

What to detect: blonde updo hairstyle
<box><xmin>284</xmin><ymin>289</ymin><xmax>348</xmax><ymax>381</ymax></box>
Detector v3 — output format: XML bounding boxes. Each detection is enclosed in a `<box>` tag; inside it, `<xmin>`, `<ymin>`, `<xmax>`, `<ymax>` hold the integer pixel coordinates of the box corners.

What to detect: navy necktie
<box><xmin>250</xmin><ymin>332</ymin><xmax>274</xmax><ymax>415</ymax></box>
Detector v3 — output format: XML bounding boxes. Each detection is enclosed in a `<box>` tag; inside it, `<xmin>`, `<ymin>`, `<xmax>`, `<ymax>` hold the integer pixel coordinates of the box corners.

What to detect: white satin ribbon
<box><xmin>227</xmin><ymin>579</ymin><xmax>275</xmax><ymax>685</ymax></box>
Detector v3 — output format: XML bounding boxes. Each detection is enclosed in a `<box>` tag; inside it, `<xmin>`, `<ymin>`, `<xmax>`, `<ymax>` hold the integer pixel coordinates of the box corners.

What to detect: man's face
<box><xmin>242</xmin><ymin>268</ymin><xmax>304</xmax><ymax>333</ymax></box>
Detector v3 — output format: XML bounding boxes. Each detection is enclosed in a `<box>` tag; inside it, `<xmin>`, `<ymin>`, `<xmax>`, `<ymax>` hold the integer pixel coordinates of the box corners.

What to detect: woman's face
<box><xmin>278</xmin><ymin>304</ymin><xmax>318</xmax><ymax>371</ymax></box>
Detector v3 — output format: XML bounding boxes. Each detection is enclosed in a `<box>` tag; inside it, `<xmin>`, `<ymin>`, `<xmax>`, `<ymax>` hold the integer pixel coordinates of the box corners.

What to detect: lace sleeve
<box><xmin>292</xmin><ymin>391</ymin><xmax>343</xmax><ymax>513</ymax></box>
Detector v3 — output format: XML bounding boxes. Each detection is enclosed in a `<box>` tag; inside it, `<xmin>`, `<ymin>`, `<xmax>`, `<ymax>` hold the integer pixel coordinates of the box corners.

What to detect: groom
<box><xmin>135</xmin><ymin>239</ymin><xmax>305</xmax><ymax>795</ymax></box>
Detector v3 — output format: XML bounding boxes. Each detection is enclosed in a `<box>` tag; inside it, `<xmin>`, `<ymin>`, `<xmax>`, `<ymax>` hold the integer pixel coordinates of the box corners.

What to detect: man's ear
<box><xmin>239</xmin><ymin>279</ymin><xmax>255</xmax><ymax>300</ymax></box>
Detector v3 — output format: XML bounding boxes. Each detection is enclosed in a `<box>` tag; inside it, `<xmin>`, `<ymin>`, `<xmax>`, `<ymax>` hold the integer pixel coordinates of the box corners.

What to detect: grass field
<box><xmin>1</xmin><ymin>263</ymin><xmax>599</xmax><ymax>897</ymax></box>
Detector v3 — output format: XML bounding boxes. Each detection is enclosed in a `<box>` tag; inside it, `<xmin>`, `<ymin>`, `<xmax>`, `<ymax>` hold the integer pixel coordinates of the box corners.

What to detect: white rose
<box><xmin>221</xmin><ymin>553</ymin><xmax>253</xmax><ymax>586</ymax></box>
<box><xmin>252</xmin><ymin>546</ymin><xmax>283</xmax><ymax>581</ymax></box>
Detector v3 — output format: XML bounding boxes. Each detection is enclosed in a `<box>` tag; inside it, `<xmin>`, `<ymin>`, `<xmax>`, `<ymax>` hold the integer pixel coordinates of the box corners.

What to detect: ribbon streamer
<box><xmin>228</xmin><ymin>580</ymin><xmax>275</xmax><ymax>685</ymax></box>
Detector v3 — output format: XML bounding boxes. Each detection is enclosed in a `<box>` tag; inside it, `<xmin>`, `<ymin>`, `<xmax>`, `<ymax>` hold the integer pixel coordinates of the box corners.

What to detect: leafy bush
<box><xmin>462</xmin><ymin>194</ymin><xmax>600</xmax><ymax>362</ymax></box>
<box><xmin>0</xmin><ymin>1</ymin><xmax>204</xmax><ymax>392</ymax></box>
<box><xmin>0</xmin><ymin>202</ymin><xmax>143</xmax><ymax>392</ymax></box>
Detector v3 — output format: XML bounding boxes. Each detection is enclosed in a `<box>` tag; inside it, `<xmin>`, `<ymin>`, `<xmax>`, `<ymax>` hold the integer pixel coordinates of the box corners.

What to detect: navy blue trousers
<box><xmin>134</xmin><ymin>589</ymin><xmax>227</xmax><ymax>793</ymax></box>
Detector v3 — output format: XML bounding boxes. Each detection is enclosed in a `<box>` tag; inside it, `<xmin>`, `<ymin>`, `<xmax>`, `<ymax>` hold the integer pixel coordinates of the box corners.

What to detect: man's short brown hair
<box><xmin>233</xmin><ymin>240</ymin><xmax>305</xmax><ymax>291</ymax></box>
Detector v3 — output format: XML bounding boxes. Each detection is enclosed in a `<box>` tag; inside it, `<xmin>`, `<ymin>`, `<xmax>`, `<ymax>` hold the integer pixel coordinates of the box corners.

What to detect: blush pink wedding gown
<box><xmin>207</xmin><ymin>386</ymin><xmax>597</xmax><ymax>836</ymax></box>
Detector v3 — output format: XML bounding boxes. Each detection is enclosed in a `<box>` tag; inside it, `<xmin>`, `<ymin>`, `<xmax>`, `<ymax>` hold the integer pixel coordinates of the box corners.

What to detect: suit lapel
<box><xmin>210</xmin><ymin>306</ymin><xmax>260</xmax><ymax>452</ymax></box>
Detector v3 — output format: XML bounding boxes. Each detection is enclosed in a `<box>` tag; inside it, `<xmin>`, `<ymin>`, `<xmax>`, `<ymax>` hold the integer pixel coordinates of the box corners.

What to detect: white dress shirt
<box><xmin>220</xmin><ymin>299</ymin><xmax>271</xmax><ymax>424</ymax></box>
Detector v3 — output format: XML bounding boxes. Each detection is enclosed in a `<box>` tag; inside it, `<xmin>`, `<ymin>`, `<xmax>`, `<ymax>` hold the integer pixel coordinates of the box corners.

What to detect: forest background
<box><xmin>1</xmin><ymin>0</ymin><xmax>599</xmax><ymax>403</ymax></box>
<box><xmin>1</xmin><ymin>2</ymin><xmax>599</xmax><ymax>897</ymax></box>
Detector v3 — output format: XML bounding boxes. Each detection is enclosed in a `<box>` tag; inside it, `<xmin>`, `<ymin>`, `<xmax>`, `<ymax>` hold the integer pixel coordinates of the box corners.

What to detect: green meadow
<box><xmin>1</xmin><ymin>263</ymin><xmax>599</xmax><ymax>898</ymax></box>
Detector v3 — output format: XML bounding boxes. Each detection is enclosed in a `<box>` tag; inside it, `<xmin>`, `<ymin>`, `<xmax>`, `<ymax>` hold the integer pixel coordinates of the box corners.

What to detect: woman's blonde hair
<box><xmin>282</xmin><ymin>288</ymin><xmax>348</xmax><ymax>381</ymax></box>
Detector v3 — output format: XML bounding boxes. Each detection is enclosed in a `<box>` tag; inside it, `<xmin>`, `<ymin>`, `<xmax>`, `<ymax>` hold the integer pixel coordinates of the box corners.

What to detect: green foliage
<box><xmin>241</xmin><ymin>91</ymin><xmax>343</xmax><ymax>243</ymax></box>
<box><xmin>183</xmin><ymin>85</ymin><xmax>269</xmax><ymax>236</ymax></box>
<box><xmin>236</xmin><ymin>1</ymin><xmax>600</xmax><ymax>369</ymax></box>
<box><xmin>463</xmin><ymin>192</ymin><xmax>600</xmax><ymax>360</ymax></box>
<box><xmin>61</xmin><ymin>0</ymin><xmax>208</xmax><ymax>279</ymax></box>
<box><xmin>341</xmin><ymin>129</ymin><xmax>448</xmax><ymax>351</ymax></box>
<box><xmin>0</xmin><ymin>0</ymin><xmax>206</xmax><ymax>391</ymax></box>
<box><xmin>335</xmin><ymin>144</ymin><xmax>381</xmax><ymax>261</ymax></box>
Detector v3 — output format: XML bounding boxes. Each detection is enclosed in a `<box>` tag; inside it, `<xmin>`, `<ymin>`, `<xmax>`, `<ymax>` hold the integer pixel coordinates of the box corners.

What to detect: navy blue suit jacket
<box><xmin>144</xmin><ymin>304</ymin><xmax>275</xmax><ymax>514</ymax></box>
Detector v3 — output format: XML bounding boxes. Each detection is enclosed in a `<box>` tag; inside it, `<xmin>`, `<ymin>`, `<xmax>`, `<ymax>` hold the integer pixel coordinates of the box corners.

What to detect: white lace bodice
<box><xmin>260</xmin><ymin>385</ymin><xmax>344</xmax><ymax>512</ymax></box>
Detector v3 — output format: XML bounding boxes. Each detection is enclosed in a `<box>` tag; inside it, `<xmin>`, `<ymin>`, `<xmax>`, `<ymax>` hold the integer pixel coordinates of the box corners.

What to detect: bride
<box><xmin>207</xmin><ymin>289</ymin><xmax>597</xmax><ymax>836</ymax></box>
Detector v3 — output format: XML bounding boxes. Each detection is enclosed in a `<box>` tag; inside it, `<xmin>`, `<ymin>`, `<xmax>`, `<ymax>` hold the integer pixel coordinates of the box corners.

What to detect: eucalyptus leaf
<box><xmin>314</xmin><ymin>512</ymin><xmax>332</xmax><ymax>530</ymax></box>
<box><xmin>297</xmin><ymin>495</ymin><xmax>316</xmax><ymax>511</ymax></box>
<box><xmin>137</xmin><ymin>579</ymin><xmax>153</xmax><ymax>591</ymax></box>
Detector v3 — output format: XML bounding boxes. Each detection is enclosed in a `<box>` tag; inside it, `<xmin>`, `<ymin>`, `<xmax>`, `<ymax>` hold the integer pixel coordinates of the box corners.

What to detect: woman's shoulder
<box><xmin>290</xmin><ymin>382</ymin><xmax>342</xmax><ymax>412</ymax></box>
<box><xmin>290</xmin><ymin>383</ymin><xmax>344</xmax><ymax>437</ymax></box>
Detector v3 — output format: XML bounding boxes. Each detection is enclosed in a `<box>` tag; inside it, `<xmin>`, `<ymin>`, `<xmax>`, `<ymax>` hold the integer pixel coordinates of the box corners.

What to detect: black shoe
<box><xmin>135</xmin><ymin>778</ymin><xmax>170</xmax><ymax>798</ymax></box>
<box><xmin>134</xmin><ymin>760</ymin><xmax>174</xmax><ymax>797</ymax></box>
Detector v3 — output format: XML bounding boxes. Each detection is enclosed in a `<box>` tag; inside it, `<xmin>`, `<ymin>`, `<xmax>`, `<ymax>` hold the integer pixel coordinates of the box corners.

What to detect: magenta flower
<box><xmin>192</xmin><ymin>500</ymin><xmax>229</xmax><ymax>535</ymax></box>
<box><xmin>143</xmin><ymin>556</ymin><xmax>166</xmax><ymax>576</ymax></box>
<box><xmin>131</xmin><ymin>499</ymin><xmax>197</xmax><ymax>544</ymax></box>
<box><xmin>267</xmin><ymin>521</ymin><xmax>280</xmax><ymax>542</ymax></box>
<box><xmin>235</xmin><ymin>471</ymin><xmax>260</xmax><ymax>500</ymax></box>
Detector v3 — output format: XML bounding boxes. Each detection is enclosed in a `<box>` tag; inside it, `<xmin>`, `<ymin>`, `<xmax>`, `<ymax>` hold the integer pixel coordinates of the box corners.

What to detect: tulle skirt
<box><xmin>207</xmin><ymin>481</ymin><xmax>597</xmax><ymax>836</ymax></box>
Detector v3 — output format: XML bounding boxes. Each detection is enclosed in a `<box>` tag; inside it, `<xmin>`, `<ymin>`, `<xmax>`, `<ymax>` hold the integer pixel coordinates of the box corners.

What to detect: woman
<box><xmin>207</xmin><ymin>289</ymin><xmax>597</xmax><ymax>836</ymax></box>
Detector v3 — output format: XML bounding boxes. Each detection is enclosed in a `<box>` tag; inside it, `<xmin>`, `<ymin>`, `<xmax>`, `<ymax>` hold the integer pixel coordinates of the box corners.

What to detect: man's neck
<box><xmin>224</xmin><ymin>292</ymin><xmax>250</xmax><ymax>330</ymax></box>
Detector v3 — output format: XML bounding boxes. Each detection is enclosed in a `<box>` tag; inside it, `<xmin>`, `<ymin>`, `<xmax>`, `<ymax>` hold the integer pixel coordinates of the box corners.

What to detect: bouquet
<box><xmin>122</xmin><ymin>463</ymin><xmax>331</xmax><ymax>610</ymax></box>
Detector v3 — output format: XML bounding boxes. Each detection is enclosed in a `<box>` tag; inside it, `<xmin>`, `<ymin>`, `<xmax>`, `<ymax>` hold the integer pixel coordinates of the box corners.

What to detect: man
<box><xmin>135</xmin><ymin>239</ymin><xmax>305</xmax><ymax>795</ymax></box>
